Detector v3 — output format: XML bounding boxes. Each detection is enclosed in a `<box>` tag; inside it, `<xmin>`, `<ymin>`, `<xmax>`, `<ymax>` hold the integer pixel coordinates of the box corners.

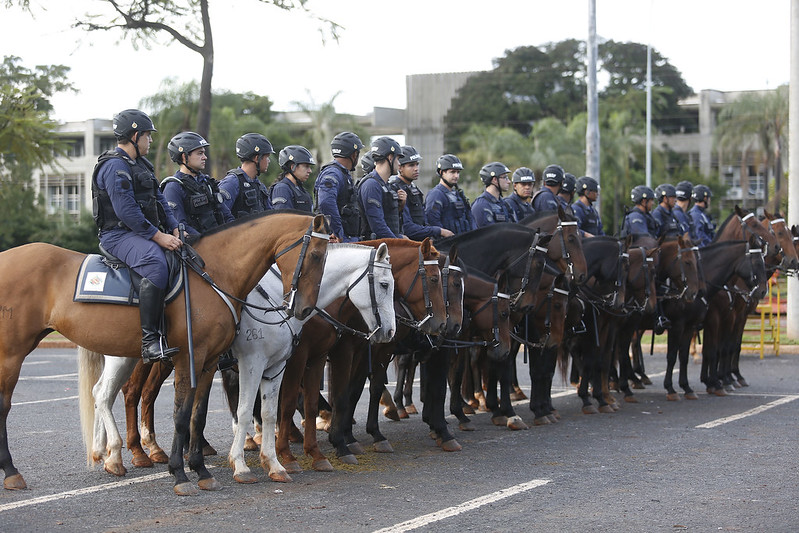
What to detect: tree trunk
<box><xmin>196</xmin><ymin>0</ymin><xmax>214</xmax><ymax>140</ymax></box>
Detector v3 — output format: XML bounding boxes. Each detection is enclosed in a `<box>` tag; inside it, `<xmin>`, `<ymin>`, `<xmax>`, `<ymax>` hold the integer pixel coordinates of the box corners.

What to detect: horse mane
<box><xmin>436</xmin><ymin>223</ymin><xmax>530</xmax><ymax>248</ymax></box>
<box><xmin>630</xmin><ymin>235</ymin><xmax>658</xmax><ymax>248</ymax></box>
<box><xmin>518</xmin><ymin>208</ymin><xmax>576</xmax><ymax>225</ymax></box>
<box><xmin>188</xmin><ymin>209</ymin><xmax>313</xmax><ymax>244</ymax></box>
<box><xmin>586</xmin><ymin>235</ymin><xmax>620</xmax><ymax>244</ymax></box>
<box><xmin>328</xmin><ymin>243</ymin><xmax>373</xmax><ymax>251</ymax></box>
<box><xmin>464</xmin><ymin>265</ymin><xmax>499</xmax><ymax>284</ymax></box>
<box><xmin>712</xmin><ymin>211</ymin><xmax>743</xmax><ymax>242</ymax></box>
<box><xmin>358</xmin><ymin>238</ymin><xmax>440</xmax><ymax>258</ymax></box>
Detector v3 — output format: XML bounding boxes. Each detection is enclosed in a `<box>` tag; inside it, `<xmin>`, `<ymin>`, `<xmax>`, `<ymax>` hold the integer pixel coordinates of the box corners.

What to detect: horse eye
<box><xmin>430</xmin><ymin>276</ymin><xmax>439</xmax><ymax>283</ymax></box>
<box><xmin>380</xmin><ymin>282</ymin><xmax>389</xmax><ymax>290</ymax></box>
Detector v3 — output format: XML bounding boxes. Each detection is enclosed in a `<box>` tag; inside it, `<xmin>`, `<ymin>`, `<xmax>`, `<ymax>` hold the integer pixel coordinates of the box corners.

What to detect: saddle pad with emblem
<box><xmin>73</xmin><ymin>255</ymin><xmax>183</xmax><ymax>306</ymax></box>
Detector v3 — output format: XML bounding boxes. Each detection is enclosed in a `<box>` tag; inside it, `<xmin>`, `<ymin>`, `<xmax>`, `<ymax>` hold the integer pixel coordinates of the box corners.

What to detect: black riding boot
<box><xmin>139</xmin><ymin>278</ymin><xmax>179</xmax><ymax>364</ymax></box>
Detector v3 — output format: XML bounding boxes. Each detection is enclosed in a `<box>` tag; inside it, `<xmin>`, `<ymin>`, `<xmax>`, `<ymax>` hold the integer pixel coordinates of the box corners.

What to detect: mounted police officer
<box><xmin>673</xmin><ymin>180</ymin><xmax>694</xmax><ymax>239</ymax></box>
<box><xmin>92</xmin><ymin>109</ymin><xmax>181</xmax><ymax>364</ymax></box>
<box><xmin>219</xmin><ymin>133</ymin><xmax>273</xmax><ymax>218</ymax></box>
<box><xmin>573</xmin><ymin>176</ymin><xmax>604</xmax><ymax>237</ymax></box>
<box><xmin>504</xmin><ymin>167</ymin><xmax>536</xmax><ymax>222</ymax></box>
<box><xmin>161</xmin><ymin>132</ymin><xmax>233</xmax><ymax>236</ymax></box>
<box><xmin>471</xmin><ymin>161</ymin><xmax>512</xmax><ymax>228</ymax></box>
<box><xmin>620</xmin><ymin>185</ymin><xmax>659</xmax><ymax>238</ymax></box>
<box><xmin>269</xmin><ymin>145</ymin><xmax>315</xmax><ymax>212</ymax></box>
<box><xmin>689</xmin><ymin>184</ymin><xmax>716</xmax><ymax>247</ymax></box>
<box><xmin>389</xmin><ymin>145</ymin><xmax>453</xmax><ymax>240</ymax></box>
<box><xmin>651</xmin><ymin>183</ymin><xmax>681</xmax><ymax>239</ymax></box>
<box><xmin>557</xmin><ymin>172</ymin><xmax>577</xmax><ymax>216</ymax></box>
<box><xmin>314</xmin><ymin>131</ymin><xmax>364</xmax><ymax>242</ymax></box>
<box><xmin>532</xmin><ymin>164</ymin><xmax>564</xmax><ymax>212</ymax></box>
<box><xmin>358</xmin><ymin>136</ymin><xmax>405</xmax><ymax>239</ymax></box>
<box><xmin>425</xmin><ymin>154</ymin><xmax>475</xmax><ymax>237</ymax></box>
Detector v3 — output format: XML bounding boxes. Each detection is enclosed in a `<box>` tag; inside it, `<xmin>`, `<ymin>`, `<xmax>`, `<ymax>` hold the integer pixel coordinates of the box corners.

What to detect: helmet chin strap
<box><xmin>131</xmin><ymin>132</ymin><xmax>142</xmax><ymax>159</ymax></box>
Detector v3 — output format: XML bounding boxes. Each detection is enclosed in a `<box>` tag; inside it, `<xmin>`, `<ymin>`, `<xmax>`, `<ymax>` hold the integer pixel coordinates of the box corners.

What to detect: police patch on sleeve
<box><xmin>220</xmin><ymin>189</ymin><xmax>231</xmax><ymax>201</ymax></box>
<box><xmin>367</xmin><ymin>198</ymin><xmax>382</xmax><ymax>208</ymax></box>
<box><xmin>168</xmin><ymin>201</ymin><xmax>178</xmax><ymax>210</ymax></box>
<box><xmin>272</xmin><ymin>196</ymin><xmax>287</xmax><ymax>205</ymax></box>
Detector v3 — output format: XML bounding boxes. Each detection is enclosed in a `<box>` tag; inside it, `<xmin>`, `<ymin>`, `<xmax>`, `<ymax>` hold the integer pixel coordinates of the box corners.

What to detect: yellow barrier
<box><xmin>741</xmin><ymin>274</ymin><xmax>780</xmax><ymax>358</ymax></box>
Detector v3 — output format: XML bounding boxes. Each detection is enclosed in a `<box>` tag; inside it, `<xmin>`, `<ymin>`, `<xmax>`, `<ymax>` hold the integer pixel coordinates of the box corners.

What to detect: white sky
<box><xmin>0</xmin><ymin>0</ymin><xmax>791</xmax><ymax>123</ymax></box>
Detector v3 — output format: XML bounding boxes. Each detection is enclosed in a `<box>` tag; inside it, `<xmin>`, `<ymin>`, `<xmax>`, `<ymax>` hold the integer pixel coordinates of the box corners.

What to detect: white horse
<box><xmin>79</xmin><ymin>243</ymin><xmax>396</xmax><ymax>482</ymax></box>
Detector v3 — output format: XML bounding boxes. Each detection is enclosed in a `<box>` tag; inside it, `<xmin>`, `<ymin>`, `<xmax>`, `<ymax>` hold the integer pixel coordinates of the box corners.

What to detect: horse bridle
<box><xmin>441</xmin><ymin>255</ymin><xmax>465</xmax><ymax>324</ymax></box>
<box><xmin>438</xmin><ymin>283</ymin><xmax>510</xmax><ymax>350</ymax></box>
<box><xmin>511</xmin><ymin>275</ymin><xmax>570</xmax><ymax>350</ymax></box>
<box><xmin>555</xmin><ymin>220</ymin><xmax>577</xmax><ymax>279</ymax></box>
<box><xmin>625</xmin><ymin>246</ymin><xmax>655</xmax><ymax>313</ymax></box>
<box><xmin>659</xmin><ymin>245</ymin><xmax>695</xmax><ymax>300</ymax></box>
<box><xmin>577</xmin><ymin>239</ymin><xmax>628</xmax><ymax>313</ymax></box>
<box><xmin>502</xmin><ymin>233</ymin><xmax>548</xmax><ymax>311</ymax></box>
<box><xmin>396</xmin><ymin>248</ymin><xmax>441</xmax><ymax>331</ymax></box>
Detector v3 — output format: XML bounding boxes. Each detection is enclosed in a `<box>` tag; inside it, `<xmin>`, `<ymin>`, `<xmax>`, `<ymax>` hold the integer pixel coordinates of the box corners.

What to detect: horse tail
<box><xmin>78</xmin><ymin>346</ymin><xmax>104</xmax><ymax>467</ymax></box>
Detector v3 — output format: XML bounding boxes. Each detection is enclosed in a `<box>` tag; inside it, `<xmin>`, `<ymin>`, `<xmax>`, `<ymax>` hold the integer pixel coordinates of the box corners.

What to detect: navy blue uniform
<box><xmin>389</xmin><ymin>176</ymin><xmax>442</xmax><ymax>240</ymax></box>
<box><xmin>269</xmin><ymin>178</ymin><xmax>313</xmax><ymax>213</ymax></box>
<box><xmin>532</xmin><ymin>187</ymin><xmax>560</xmax><ymax>212</ymax></box>
<box><xmin>621</xmin><ymin>208</ymin><xmax>659</xmax><ymax>238</ymax></box>
<box><xmin>503</xmin><ymin>193</ymin><xmax>536</xmax><ymax>223</ymax></box>
<box><xmin>672</xmin><ymin>204</ymin><xmax>692</xmax><ymax>237</ymax></box>
<box><xmin>358</xmin><ymin>172</ymin><xmax>401</xmax><ymax>239</ymax></box>
<box><xmin>471</xmin><ymin>191</ymin><xmax>512</xmax><ymax>228</ymax></box>
<box><xmin>93</xmin><ymin>148</ymin><xmax>179</xmax><ymax>290</ymax></box>
<box><xmin>162</xmin><ymin>171</ymin><xmax>233</xmax><ymax>236</ymax></box>
<box><xmin>689</xmin><ymin>205</ymin><xmax>716</xmax><ymax>247</ymax></box>
<box><xmin>573</xmin><ymin>200</ymin><xmax>604</xmax><ymax>236</ymax></box>
<box><xmin>425</xmin><ymin>183</ymin><xmax>475</xmax><ymax>236</ymax></box>
<box><xmin>651</xmin><ymin>204</ymin><xmax>681</xmax><ymax>239</ymax></box>
<box><xmin>314</xmin><ymin>161</ymin><xmax>360</xmax><ymax>242</ymax></box>
<box><xmin>219</xmin><ymin>167</ymin><xmax>271</xmax><ymax>218</ymax></box>
<box><xmin>557</xmin><ymin>195</ymin><xmax>575</xmax><ymax>216</ymax></box>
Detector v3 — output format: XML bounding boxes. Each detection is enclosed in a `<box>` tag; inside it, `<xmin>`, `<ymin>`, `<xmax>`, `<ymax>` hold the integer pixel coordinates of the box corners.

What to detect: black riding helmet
<box><xmin>576</xmin><ymin>176</ymin><xmax>599</xmax><ymax>196</ymax></box>
<box><xmin>168</xmin><ymin>132</ymin><xmax>209</xmax><ymax>164</ymax></box>
<box><xmin>479</xmin><ymin>162</ymin><xmax>511</xmax><ymax>186</ymax></box>
<box><xmin>113</xmin><ymin>109</ymin><xmax>156</xmax><ymax>141</ymax></box>
<box><xmin>236</xmin><ymin>133</ymin><xmax>274</xmax><ymax>161</ymax></box>
<box><xmin>370</xmin><ymin>136</ymin><xmax>403</xmax><ymax>162</ymax></box>
<box><xmin>361</xmin><ymin>151</ymin><xmax>375</xmax><ymax>174</ymax></box>
<box><xmin>542</xmin><ymin>164</ymin><xmax>565</xmax><ymax>186</ymax></box>
<box><xmin>631</xmin><ymin>185</ymin><xmax>656</xmax><ymax>205</ymax></box>
<box><xmin>278</xmin><ymin>145</ymin><xmax>316</xmax><ymax>171</ymax></box>
<box><xmin>331</xmin><ymin>131</ymin><xmax>364</xmax><ymax>158</ymax></box>
<box><xmin>512</xmin><ymin>167</ymin><xmax>535</xmax><ymax>183</ymax></box>
<box><xmin>436</xmin><ymin>154</ymin><xmax>463</xmax><ymax>175</ymax></box>
<box><xmin>398</xmin><ymin>145</ymin><xmax>422</xmax><ymax>165</ymax></box>
<box><xmin>561</xmin><ymin>173</ymin><xmax>577</xmax><ymax>195</ymax></box>
<box><xmin>655</xmin><ymin>183</ymin><xmax>677</xmax><ymax>200</ymax></box>
<box><xmin>692</xmin><ymin>184</ymin><xmax>713</xmax><ymax>202</ymax></box>
<box><xmin>675</xmin><ymin>180</ymin><xmax>694</xmax><ymax>200</ymax></box>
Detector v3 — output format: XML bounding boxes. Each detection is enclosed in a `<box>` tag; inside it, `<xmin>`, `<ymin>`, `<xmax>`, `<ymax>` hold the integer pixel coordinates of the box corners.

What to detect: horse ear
<box><xmin>658</xmin><ymin>232</ymin><xmax>667</xmax><ymax>246</ymax></box>
<box><xmin>420</xmin><ymin>237</ymin><xmax>432</xmax><ymax>257</ymax></box>
<box><xmin>376</xmin><ymin>242</ymin><xmax>390</xmax><ymax>263</ymax></box>
<box><xmin>449</xmin><ymin>243</ymin><xmax>459</xmax><ymax>263</ymax></box>
<box><xmin>764</xmin><ymin>208</ymin><xmax>773</xmax><ymax>218</ymax></box>
<box><xmin>734</xmin><ymin>205</ymin><xmax>743</xmax><ymax>217</ymax></box>
<box><xmin>792</xmin><ymin>225</ymin><xmax>799</xmax><ymax>237</ymax></box>
<box><xmin>678</xmin><ymin>234</ymin><xmax>686</xmax><ymax>248</ymax></box>
<box><xmin>624</xmin><ymin>234</ymin><xmax>633</xmax><ymax>250</ymax></box>
<box><xmin>557</xmin><ymin>204</ymin><xmax>566</xmax><ymax>220</ymax></box>
<box><xmin>539</xmin><ymin>234</ymin><xmax>553</xmax><ymax>246</ymax></box>
<box><xmin>312</xmin><ymin>214</ymin><xmax>326</xmax><ymax>233</ymax></box>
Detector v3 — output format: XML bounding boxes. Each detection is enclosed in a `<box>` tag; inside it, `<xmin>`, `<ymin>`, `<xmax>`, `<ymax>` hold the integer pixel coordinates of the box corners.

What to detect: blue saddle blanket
<box><xmin>73</xmin><ymin>255</ymin><xmax>183</xmax><ymax>306</ymax></box>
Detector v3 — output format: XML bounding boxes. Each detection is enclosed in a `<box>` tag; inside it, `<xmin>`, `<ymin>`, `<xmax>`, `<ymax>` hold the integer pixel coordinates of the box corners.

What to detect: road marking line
<box><xmin>696</xmin><ymin>395</ymin><xmax>799</xmax><ymax>429</ymax></box>
<box><xmin>18</xmin><ymin>373</ymin><xmax>77</xmax><ymax>381</ymax></box>
<box><xmin>13</xmin><ymin>395</ymin><xmax>79</xmax><ymax>406</ymax></box>
<box><xmin>372</xmin><ymin>478</ymin><xmax>551</xmax><ymax>533</ymax></box>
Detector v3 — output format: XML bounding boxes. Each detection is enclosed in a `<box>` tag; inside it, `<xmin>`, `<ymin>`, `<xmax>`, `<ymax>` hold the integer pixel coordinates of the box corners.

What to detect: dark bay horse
<box><xmin>1</xmin><ymin>211</ymin><xmax>330</xmax><ymax>493</ymax></box>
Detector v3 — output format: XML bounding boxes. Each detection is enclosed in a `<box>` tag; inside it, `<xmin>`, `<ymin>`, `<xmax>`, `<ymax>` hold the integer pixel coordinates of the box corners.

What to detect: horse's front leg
<box><xmin>366</xmin><ymin>353</ymin><xmax>393</xmax><ymax>453</ymax></box>
<box><xmin>497</xmin><ymin>355</ymin><xmax>527</xmax><ymax>430</ymax></box>
<box><xmin>187</xmin><ymin>368</ymin><xmax>220</xmax><ymax>491</ymax></box>
<box><xmin>229</xmin><ymin>355</ymin><xmax>262</xmax><ymax>484</ymax></box>
<box><xmin>138</xmin><ymin>362</ymin><xmax>174</xmax><ymax>463</ymax></box>
<box><xmin>169</xmin><ymin>362</ymin><xmax>199</xmax><ymax>495</ymax></box>
<box><xmin>95</xmin><ymin>356</ymin><xmax>139</xmax><ymax>476</ymax></box>
<box><xmin>258</xmin><ymin>373</ymin><xmax>292</xmax><ymax>482</ymax></box>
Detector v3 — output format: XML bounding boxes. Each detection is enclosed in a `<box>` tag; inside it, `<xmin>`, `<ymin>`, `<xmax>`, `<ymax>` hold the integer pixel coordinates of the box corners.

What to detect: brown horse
<box><xmin>0</xmin><ymin>211</ymin><xmax>329</xmax><ymax>494</ymax></box>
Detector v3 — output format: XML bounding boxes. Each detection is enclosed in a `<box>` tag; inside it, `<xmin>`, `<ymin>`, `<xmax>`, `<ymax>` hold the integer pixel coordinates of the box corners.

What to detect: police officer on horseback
<box><xmin>573</xmin><ymin>176</ymin><xmax>604</xmax><ymax>237</ymax></box>
<box><xmin>532</xmin><ymin>164</ymin><xmax>564</xmax><ymax>212</ymax></box>
<box><xmin>92</xmin><ymin>109</ymin><xmax>182</xmax><ymax>364</ymax></box>
<box><xmin>389</xmin><ymin>145</ymin><xmax>454</xmax><ymax>240</ymax></box>
<box><xmin>161</xmin><ymin>132</ymin><xmax>233</xmax><ymax>236</ymax></box>
<box><xmin>220</xmin><ymin>133</ymin><xmax>274</xmax><ymax>218</ymax></box>
<box><xmin>472</xmin><ymin>161</ymin><xmax>512</xmax><ymax>228</ymax></box>
<box><xmin>358</xmin><ymin>136</ymin><xmax>405</xmax><ymax>239</ymax></box>
<box><xmin>503</xmin><ymin>167</ymin><xmax>536</xmax><ymax>223</ymax></box>
<box><xmin>314</xmin><ymin>131</ymin><xmax>365</xmax><ymax>242</ymax></box>
<box><xmin>269</xmin><ymin>145</ymin><xmax>316</xmax><ymax>212</ymax></box>
<box><xmin>673</xmin><ymin>180</ymin><xmax>694</xmax><ymax>239</ymax></box>
<box><xmin>689</xmin><ymin>184</ymin><xmax>716</xmax><ymax>247</ymax></box>
<box><xmin>425</xmin><ymin>154</ymin><xmax>475</xmax><ymax>237</ymax></box>
<box><xmin>651</xmin><ymin>183</ymin><xmax>681</xmax><ymax>239</ymax></box>
<box><xmin>620</xmin><ymin>185</ymin><xmax>659</xmax><ymax>238</ymax></box>
<box><xmin>557</xmin><ymin>172</ymin><xmax>577</xmax><ymax>216</ymax></box>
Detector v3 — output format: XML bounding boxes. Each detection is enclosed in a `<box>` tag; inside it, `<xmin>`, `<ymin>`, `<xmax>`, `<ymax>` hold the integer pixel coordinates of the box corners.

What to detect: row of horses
<box><xmin>0</xmin><ymin>206</ymin><xmax>794</xmax><ymax>496</ymax></box>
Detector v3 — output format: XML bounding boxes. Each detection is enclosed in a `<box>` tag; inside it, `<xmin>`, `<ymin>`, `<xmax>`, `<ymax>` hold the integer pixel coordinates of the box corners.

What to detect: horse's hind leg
<box><xmin>96</xmin><ymin>356</ymin><xmax>138</xmax><ymax>476</ymax></box>
<box><xmin>187</xmin><ymin>369</ymin><xmax>220</xmax><ymax>491</ymax></box>
<box><xmin>0</xmin><ymin>352</ymin><xmax>27</xmax><ymax>490</ymax></box>
<box><xmin>258</xmin><ymin>375</ymin><xmax>292</xmax><ymax>482</ymax></box>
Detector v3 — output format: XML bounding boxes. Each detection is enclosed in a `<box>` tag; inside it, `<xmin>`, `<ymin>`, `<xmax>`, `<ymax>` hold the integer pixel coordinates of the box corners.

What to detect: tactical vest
<box><xmin>389</xmin><ymin>176</ymin><xmax>425</xmax><ymax>225</ymax></box>
<box><xmin>358</xmin><ymin>174</ymin><xmax>401</xmax><ymax>238</ymax></box>
<box><xmin>225</xmin><ymin>168</ymin><xmax>269</xmax><ymax>218</ymax></box>
<box><xmin>161</xmin><ymin>173</ymin><xmax>225</xmax><ymax>233</ymax></box>
<box><xmin>652</xmin><ymin>205</ymin><xmax>680</xmax><ymax>237</ymax></box>
<box><xmin>443</xmin><ymin>187</ymin><xmax>473</xmax><ymax>234</ymax></box>
<box><xmin>482</xmin><ymin>195</ymin><xmax>509</xmax><ymax>224</ymax></box>
<box><xmin>505</xmin><ymin>194</ymin><xmax>534</xmax><ymax>223</ymax></box>
<box><xmin>269</xmin><ymin>178</ymin><xmax>312</xmax><ymax>213</ymax></box>
<box><xmin>316</xmin><ymin>162</ymin><xmax>361</xmax><ymax>237</ymax></box>
<box><xmin>574</xmin><ymin>201</ymin><xmax>602</xmax><ymax>235</ymax></box>
<box><xmin>91</xmin><ymin>150</ymin><xmax>162</xmax><ymax>231</ymax></box>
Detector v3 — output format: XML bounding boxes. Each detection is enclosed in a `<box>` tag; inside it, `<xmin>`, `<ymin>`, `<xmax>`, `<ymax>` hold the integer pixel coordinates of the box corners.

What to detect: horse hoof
<box><xmin>383</xmin><ymin>406</ymin><xmax>401</xmax><ymax>422</ymax></box>
<box><xmin>440</xmin><ymin>439</ymin><xmax>462</xmax><ymax>452</ymax></box>
<box><xmin>624</xmin><ymin>395</ymin><xmax>639</xmax><ymax>404</ymax></box>
<box><xmin>609</xmin><ymin>402</ymin><xmax>621</xmax><ymax>411</ymax></box>
<box><xmin>233</xmin><ymin>471</ymin><xmax>259</xmax><ymax>484</ymax></box>
<box><xmin>347</xmin><ymin>441</ymin><xmax>365</xmax><ymax>455</ymax></box>
<box><xmin>546</xmin><ymin>414</ymin><xmax>558</xmax><ymax>424</ymax></box>
<box><xmin>428</xmin><ymin>430</ymin><xmax>438</xmax><ymax>441</ymax></box>
<box><xmin>714</xmin><ymin>388</ymin><xmax>728</xmax><ymax>397</ymax></box>
<box><xmin>551</xmin><ymin>410</ymin><xmax>561</xmax><ymax>420</ymax></box>
<box><xmin>461</xmin><ymin>404</ymin><xmax>475</xmax><ymax>415</ymax></box>
<box><xmin>598</xmin><ymin>405</ymin><xmax>615</xmax><ymax>414</ymax></box>
<box><xmin>202</xmin><ymin>444</ymin><xmax>217</xmax><ymax>456</ymax></box>
<box><xmin>198</xmin><ymin>477</ymin><xmax>223</xmax><ymax>491</ymax></box>
<box><xmin>131</xmin><ymin>454</ymin><xmax>154</xmax><ymax>468</ymax></box>
<box><xmin>316</xmin><ymin>417</ymin><xmax>330</xmax><ymax>432</ymax></box>
<box><xmin>312</xmin><ymin>459</ymin><xmax>334</xmax><ymax>472</ymax></box>
<box><xmin>104</xmin><ymin>463</ymin><xmax>127</xmax><ymax>477</ymax></box>
<box><xmin>684</xmin><ymin>392</ymin><xmax>699</xmax><ymax>400</ymax></box>
<box><xmin>737</xmin><ymin>378</ymin><xmax>749</xmax><ymax>387</ymax></box>
<box><xmin>397</xmin><ymin>408</ymin><xmax>409</xmax><ymax>419</ymax></box>
<box><xmin>509</xmin><ymin>391</ymin><xmax>526</xmax><ymax>401</ymax></box>
<box><xmin>283</xmin><ymin>461</ymin><xmax>302</xmax><ymax>474</ymax></box>
<box><xmin>244</xmin><ymin>436</ymin><xmax>258</xmax><ymax>451</ymax></box>
<box><xmin>582</xmin><ymin>405</ymin><xmax>599</xmax><ymax>415</ymax></box>
<box><xmin>374</xmin><ymin>441</ymin><xmax>394</xmax><ymax>453</ymax></box>
<box><xmin>533</xmin><ymin>416</ymin><xmax>550</xmax><ymax>426</ymax></box>
<box><xmin>507</xmin><ymin>416</ymin><xmax>529</xmax><ymax>430</ymax></box>
<box><xmin>491</xmin><ymin>415</ymin><xmax>508</xmax><ymax>427</ymax></box>
<box><xmin>173</xmin><ymin>482</ymin><xmax>200</xmax><ymax>496</ymax></box>
<box><xmin>641</xmin><ymin>376</ymin><xmax>653</xmax><ymax>385</ymax></box>
<box><xmin>269</xmin><ymin>471</ymin><xmax>292</xmax><ymax>483</ymax></box>
<box><xmin>458</xmin><ymin>421</ymin><xmax>476</xmax><ymax>431</ymax></box>
<box><xmin>3</xmin><ymin>474</ymin><xmax>27</xmax><ymax>490</ymax></box>
<box><xmin>149</xmin><ymin>451</ymin><xmax>169</xmax><ymax>464</ymax></box>
<box><xmin>631</xmin><ymin>382</ymin><xmax>646</xmax><ymax>390</ymax></box>
<box><xmin>724</xmin><ymin>385</ymin><xmax>735</xmax><ymax>393</ymax></box>
<box><xmin>338</xmin><ymin>454</ymin><xmax>358</xmax><ymax>465</ymax></box>
<box><xmin>705</xmin><ymin>387</ymin><xmax>716</xmax><ymax>395</ymax></box>
<box><xmin>405</xmin><ymin>404</ymin><xmax>418</xmax><ymax>415</ymax></box>
<box><xmin>666</xmin><ymin>393</ymin><xmax>681</xmax><ymax>402</ymax></box>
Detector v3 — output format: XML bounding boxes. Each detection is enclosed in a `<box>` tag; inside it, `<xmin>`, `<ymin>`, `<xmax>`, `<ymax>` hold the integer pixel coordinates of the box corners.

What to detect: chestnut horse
<box><xmin>0</xmin><ymin>211</ymin><xmax>329</xmax><ymax>494</ymax></box>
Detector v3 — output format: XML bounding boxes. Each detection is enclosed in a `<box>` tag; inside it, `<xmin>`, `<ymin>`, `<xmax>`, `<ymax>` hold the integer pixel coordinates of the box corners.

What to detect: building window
<box><xmin>42</xmin><ymin>175</ymin><xmax>82</xmax><ymax>215</ymax></box>
<box><xmin>65</xmin><ymin>139</ymin><xmax>85</xmax><ymax>158</ymax></box>
<box><xmin>99</xmin><ymin>137</ymin><xmax>117</xmax><ymax>153</ymax></box>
